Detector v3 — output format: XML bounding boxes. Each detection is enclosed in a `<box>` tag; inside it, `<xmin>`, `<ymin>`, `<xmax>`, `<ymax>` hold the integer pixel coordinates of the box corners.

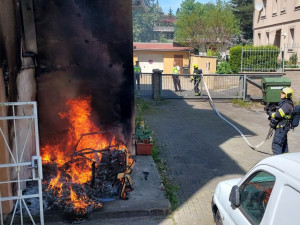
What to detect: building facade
<box><xmin>133</xmin><ymin>43</ymin><xmax>191</xmax><ymax>74</ymax></box>
<box><xmin>253</xmin><ymin>0</ymin><xmax>300</xmax><ymax>61</ymax></box>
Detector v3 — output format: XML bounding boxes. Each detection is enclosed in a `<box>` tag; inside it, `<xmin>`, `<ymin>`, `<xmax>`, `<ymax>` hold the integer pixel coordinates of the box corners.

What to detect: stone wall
<box><xmin>284</xmin><ymin>69</ymin><xmax>300</xmax><ymax>103</ymax></box>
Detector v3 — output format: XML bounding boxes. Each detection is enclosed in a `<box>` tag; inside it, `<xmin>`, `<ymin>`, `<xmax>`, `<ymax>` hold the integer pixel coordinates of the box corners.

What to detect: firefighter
<box><xmin>192</xmin><ymin>64</ymin><xmax>202</xmax><ymax>96</ymax></box>
<box><xmin>267</xmin><ymin>87</ymin><xmax>294</xmax><ymax>155</ymax></box>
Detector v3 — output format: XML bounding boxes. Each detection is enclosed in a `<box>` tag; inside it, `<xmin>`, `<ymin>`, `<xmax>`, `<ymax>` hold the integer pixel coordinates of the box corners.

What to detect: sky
<box><xmin>159</xmin><ymin>0</ymin><xmax>229</xmax><ymax>14</ymax></box>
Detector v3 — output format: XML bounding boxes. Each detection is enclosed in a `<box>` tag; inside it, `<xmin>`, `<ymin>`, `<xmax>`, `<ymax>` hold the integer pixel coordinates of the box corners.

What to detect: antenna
<box><xmin>255</xmin><ymin>0</ymin><xmax>263</xmax><ymax>11</ymax></box>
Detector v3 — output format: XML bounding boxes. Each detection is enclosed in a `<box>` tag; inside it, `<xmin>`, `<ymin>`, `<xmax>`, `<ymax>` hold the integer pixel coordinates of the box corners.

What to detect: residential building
<box><xmin>253</xmin><ymin>0</ymin><xmax>300</xmax><ymax>61</ymax></box>
<box><xmin>133</xmin><ymin>42</ymin><xmax>217</xmax><ymax>74</ymax></box>
<box><xmin>133</xmin><ymin>42</ymin><xmax>191</xmax><ymax>74</ymax></box>
<box><xmin>153</xmin><ymin>15</ymin><xmax>176</xmax><ymax>42</ymax></box>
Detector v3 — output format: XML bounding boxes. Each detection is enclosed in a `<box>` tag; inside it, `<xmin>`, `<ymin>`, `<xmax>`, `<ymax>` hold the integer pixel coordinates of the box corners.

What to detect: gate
<box><xmin>160</xmin><ymin>74</ymin><xmax>244</xmax><ymax>99</ymax></box>
<box><xmin>0</xmin><ymin>102</ymin><xmax>44</xmax><ymax>225</ymax></box>
<box><xmin>135</xmin><ymin>73</ymin><xmax>284</xmax><ymax>101</ymax></box>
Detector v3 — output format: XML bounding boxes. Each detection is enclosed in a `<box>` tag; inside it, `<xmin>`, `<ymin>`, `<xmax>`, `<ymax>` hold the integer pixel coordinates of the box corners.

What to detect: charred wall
<box><xmin>34</xmin><ymin>0</ymin><xmax>134</xmax><ymax>150</ymax></box>
<box><xmin>0</xmin><ymin>0</ymin><xmax>21</xmax><ymax>102</ymax></box>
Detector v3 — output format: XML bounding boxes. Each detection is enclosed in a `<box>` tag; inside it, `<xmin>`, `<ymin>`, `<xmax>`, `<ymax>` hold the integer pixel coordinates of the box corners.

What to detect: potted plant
<box><xmin>135</xmin><ymin>120</ymin><xmax>154</xmax><ymax>155</ymax></box>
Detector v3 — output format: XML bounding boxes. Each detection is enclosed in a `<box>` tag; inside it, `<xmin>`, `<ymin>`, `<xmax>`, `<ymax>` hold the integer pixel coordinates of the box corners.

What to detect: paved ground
<box><xmin>144</xmin><ymin>99</ymin><xmax>300</xmax><ymax>225</ymax></box>
<box><xmin>43</xmin><ymin>99</ymin><xmax>300</xmax><ymax>225</ymax></box>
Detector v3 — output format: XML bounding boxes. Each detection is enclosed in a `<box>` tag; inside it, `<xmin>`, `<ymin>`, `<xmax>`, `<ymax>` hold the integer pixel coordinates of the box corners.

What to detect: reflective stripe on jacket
<box><xmin>270</xmin><ymin>99</ymin><xmax>294</xmax><ymax>127</ymax></box>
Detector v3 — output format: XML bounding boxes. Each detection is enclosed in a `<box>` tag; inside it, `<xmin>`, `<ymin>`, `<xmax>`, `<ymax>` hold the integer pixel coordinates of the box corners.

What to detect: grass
<box><xmin>231</xmin><ymin>99</ymin><xmax>264</xmax><ymax>109</ymax></box>
<box><xmin>152</xmin><ymin>144</ymin><xmax>179</xmax><ymax>210</ymax></box>
<box><xmin>231</xmin><ymin>99</ymin><xmax>252</xmax><ymax>108</ymax></box>
<box><xmin>135</xmin><ymin>97</ymin><xmax>179</xmax><ymax>210</ymax></box>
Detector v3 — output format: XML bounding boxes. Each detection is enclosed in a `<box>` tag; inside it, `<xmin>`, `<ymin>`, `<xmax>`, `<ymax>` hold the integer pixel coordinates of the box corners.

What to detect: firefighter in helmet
<box><xmin>267</xmin><ymin>87</ymin><xmax>294</xmax><ymax>155</ymax></box>
<box><xmin>191</xmin><ymin>64</ymin><xmax>202</xmax><ymax>96</ymax></box>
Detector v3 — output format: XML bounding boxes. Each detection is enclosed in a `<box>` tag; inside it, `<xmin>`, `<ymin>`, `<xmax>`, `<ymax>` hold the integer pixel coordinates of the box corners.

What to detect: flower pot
<box><xmin>136</xmin><ymin>143</ymin><xmax>153</xmax><ymax>155</ymax></box>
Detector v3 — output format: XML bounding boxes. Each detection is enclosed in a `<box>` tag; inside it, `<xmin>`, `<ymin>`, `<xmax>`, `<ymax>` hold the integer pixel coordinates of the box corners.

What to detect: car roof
<box><xmin>258</xmin><ymin>152</ymin><xmax>300</xmax><ymax>181</ymax></box>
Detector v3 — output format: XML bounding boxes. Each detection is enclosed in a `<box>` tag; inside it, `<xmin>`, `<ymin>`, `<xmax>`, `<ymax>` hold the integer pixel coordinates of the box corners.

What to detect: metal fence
<box><xmin>0</xmin><ymin>102</ymin><xmax>44</xmax><ymax>225</ymax></box>
<box><xmin>135</xmin><ymin>72</ymin><xmax>284</xmax><ymax>101</ymax></box>
<box><xmin>160</xmin><ymin>74</ymin><xmax>243</xmax><ymax>99</ymax></box>
<box><xmin>135</xmin><ymin>73</ymin><xmax>153</xmax><ymax>98</ymax></box>
<box><xmin>241</xmin><ymin>47</ymin><xmax>281</xmax><ymax>72</ymax></box>
<box><xmin>283</xmin><ymin>43</ymin><xmax>300</xmax><ymax>70</ymax></box>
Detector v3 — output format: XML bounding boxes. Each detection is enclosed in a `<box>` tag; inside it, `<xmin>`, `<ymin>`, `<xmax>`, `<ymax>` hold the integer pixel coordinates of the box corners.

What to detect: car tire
<box><xmin>215</xmin><ymin>210</ymin><xmax>223</xmax><ymax>225</ymax></box>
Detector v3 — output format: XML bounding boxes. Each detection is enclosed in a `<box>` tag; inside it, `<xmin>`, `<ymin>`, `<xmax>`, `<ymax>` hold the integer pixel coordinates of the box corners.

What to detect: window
<box><xmin>281</xmin><ymin>0</ymin><xmax>287</xmax><ymax>12</ymax></box>
<box><xmin>266</xmin><ymin>32</ymin><xmax>270</xmax><ymax>45</ymax></box>
<box><xmin>288</xmin><ymin>29</ymin><xmax>295</xmax><ymax>51</ymax></box>
<box><xmin>258</xmin><ymin>33</ymin><xmax>261</xmax><ymax>45</ymax></box>
<box><xmin>261</xmin><ymin>0</ymin><xmax>267</xmax><ymax>18</ymax></box>
<box><xmin>272</xmin><ymin>0</ymin><xmax>278</xmax><ymax>15</ymax></box>
<box><xmin>239</xmin><ymin>171</ymin><xmax>275</xmax><ymax>224</ymax></box>
<box><xmin>290</xmin><ymin>28</ymin><xmax>295</xmax><ymax>45</ymax></box>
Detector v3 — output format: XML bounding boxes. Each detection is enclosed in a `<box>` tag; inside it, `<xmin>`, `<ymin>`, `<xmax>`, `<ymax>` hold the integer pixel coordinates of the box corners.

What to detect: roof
<box><xmin>133</xmin><ymin>43</ymin><xmax>191</xmax><ymax>52</ymax></box>
<box><xmin>258</xmin><ymin>152</ymin><xmax>300</xmax><ymax>181</ymax></box>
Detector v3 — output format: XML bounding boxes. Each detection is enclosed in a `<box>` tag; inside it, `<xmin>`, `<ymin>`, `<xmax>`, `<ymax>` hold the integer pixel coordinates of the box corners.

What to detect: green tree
<box><xmin>133</xmin><ymin>1</ymin><xmax>164</xmax><ymax>42</ymax></box>
<box><xmin>175</xmin><ymin>0</ymin><xmax>239</xmax><ymax>51</ymax></box>
<box><xmin>230</xmin><ymin>0</ymin><xmax>253</xmax><ymax>42</ymax></box>
<box><xmin>168</xmin><ymin>7</ymin><xmax>174</xmax><ymax>17</ymax></box>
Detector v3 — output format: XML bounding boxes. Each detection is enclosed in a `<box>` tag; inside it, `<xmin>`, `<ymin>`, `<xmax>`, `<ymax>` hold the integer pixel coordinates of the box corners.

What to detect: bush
<box><xmin>229</xmin><ymin>45</ymin><xmax>243</xmax><ymax>73</ymax></box>
<box><xmin>229</xmin><ymin>45</ymin><xmax>280</xmax><ymax>73</ymax></box>
<box><xmin>207</xmin><ymin>49</ymin><xmax>220</xmax><ymax>58</ymax></box>
<box><xmin>289</xmin><ymin>53</ymin><xmax>298</xmax><ymax>65</ymax></box>
<box><xmin>217</xmin><ymin>61</ymin><xmax>232</xmax><ymax>74</ymax></box>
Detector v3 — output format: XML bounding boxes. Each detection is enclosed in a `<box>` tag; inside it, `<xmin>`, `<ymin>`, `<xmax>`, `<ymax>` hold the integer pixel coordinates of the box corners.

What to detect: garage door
<box><xmin>138</xmin><ymin>54</ymin><xmax>163</xmax><ymax>73</ymax></box>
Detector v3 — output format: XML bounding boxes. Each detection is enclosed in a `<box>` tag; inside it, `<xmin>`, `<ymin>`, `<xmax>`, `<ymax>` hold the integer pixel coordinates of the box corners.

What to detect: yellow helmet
<box><xmin>193</xmin><ymin>64</ymin><xmax>198</xmax><ymax>68</ymax></box>
<box><xmin>281</xmin><ymin>87</ymin><xmax>293</xmax><ymax>99</ymax></box>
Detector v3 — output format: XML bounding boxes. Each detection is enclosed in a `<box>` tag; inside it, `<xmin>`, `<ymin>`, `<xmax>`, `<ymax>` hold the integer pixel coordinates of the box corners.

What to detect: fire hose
<box><xmin>201</xmin><ymin>74</ymin><xmax>273</xmax><ymax>152</ymax></box>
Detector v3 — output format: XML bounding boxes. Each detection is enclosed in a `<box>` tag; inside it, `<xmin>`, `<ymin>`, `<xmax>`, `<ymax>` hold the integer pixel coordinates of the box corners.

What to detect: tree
<box><xmin>168</xmin><ymin>7</ymin><xmax>174</xmax><ymax>17</ymax></box>
<box><xmin>230</xmin><ymin>0</ymin><xmax>253</xmax><ymax>42</ymax></box>
<box><xmin>175</xmin><ymin>0</ymin><xmax>239</xmax><ymax>52</ymax></box>
<box><xmin>132</xmin><ymin>1</ymin><xmax>164</xmax><ymax>42</ymax></box>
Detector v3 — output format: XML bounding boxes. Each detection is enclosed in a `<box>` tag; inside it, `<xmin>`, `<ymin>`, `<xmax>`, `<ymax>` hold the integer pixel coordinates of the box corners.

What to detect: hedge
<box><xmin>229</xmin><ymin>45</ymin><xmax>280</xmax><ymax>73</ymax></box>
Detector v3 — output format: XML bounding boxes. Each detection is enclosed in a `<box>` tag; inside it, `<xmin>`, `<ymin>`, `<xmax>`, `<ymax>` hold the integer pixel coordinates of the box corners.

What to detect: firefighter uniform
<box><xmin>192</xmin><ymin>64</ymin><xmax>202</xmax><ymax>96</ymax></box>
<box><xmin>268</xmin><ymin>87</ymin><xmax>294</xmax><ymax>155</ymax></box>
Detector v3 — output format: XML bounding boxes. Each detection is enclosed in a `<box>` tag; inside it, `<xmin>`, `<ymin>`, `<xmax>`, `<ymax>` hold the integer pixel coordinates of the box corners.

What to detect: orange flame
<box><xmin>69</xmin><ymin>186</ymin><xmax>102</xmax><ymax>214</ymax></box>
<box><xmin>41</xmin><ymin>96</ymin><xmax>128</xmax><ymax>212</ymax></box>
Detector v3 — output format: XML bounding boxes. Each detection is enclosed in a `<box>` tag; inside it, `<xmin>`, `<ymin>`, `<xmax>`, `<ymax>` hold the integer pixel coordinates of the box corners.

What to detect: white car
<box><xmin>211</xmin><ymin>152</ymin><xmax>300</xmax><ymax>225</ymax></box>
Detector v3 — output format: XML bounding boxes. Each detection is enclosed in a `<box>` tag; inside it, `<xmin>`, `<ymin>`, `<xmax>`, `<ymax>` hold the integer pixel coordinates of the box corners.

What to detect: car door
<box><xmin>231</xmin><ymin>169</ymin><xmax>276</xmax><ymax>225</ymax></box>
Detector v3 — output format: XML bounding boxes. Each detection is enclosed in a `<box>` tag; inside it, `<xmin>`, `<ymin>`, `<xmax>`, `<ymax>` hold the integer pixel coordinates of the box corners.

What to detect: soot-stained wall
<box><xmin>34</xmin><ymin>0</ymin><xmax>134</xmax><ymax>149</ymax></box>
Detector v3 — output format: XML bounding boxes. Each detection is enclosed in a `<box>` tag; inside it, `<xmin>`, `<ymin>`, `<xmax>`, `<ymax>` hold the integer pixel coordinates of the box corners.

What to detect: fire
<box><xmin>69</xmin><ymin>186</ymin><xmax>102</xmax><ymax>214</ymax></box>
<box><xmin>41</xmin><ymin>96</ymin><xmax>128</xmax><ymax>214</ymax></box>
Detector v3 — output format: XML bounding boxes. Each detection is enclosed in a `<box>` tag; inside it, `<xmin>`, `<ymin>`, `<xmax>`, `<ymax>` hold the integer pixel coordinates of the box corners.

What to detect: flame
<box><xmin>69</xmin><ymin>186</ymin><xmax>102</xmax><ymax>214</ymax></box>
<box><xmin>41</xmin><ymin>96</ymin><xmax>128</xmax><ymax>213</ymax></box>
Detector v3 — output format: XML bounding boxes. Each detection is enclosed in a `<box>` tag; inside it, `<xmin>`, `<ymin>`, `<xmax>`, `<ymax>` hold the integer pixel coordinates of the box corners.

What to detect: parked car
<box><xmin>211</xmin><ymin>152</ymin><xmax>300</xmax><ymax>225</ymax></box>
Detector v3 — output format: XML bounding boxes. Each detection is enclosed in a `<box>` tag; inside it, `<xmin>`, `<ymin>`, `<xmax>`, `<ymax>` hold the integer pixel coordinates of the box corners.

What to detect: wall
<box><xmin>284</xmin><ymin>69</ymin><xmax>300</xmax><ymax>102</ymax></box>
<box><xmin>253</xmin><ymin>0</ymin><xmax>300</xmax><ymax>61</ymax></box>
<box><xmin>34</xmin><ymin>0</ymin><xmax>134</xmax><ymax>153</ymax></box>
<box><xmin>190</xmin><ymin>55</ymin><xmax>217</xmax><ymax>74</ymax></box>
<box><xmin>0</xmin><ymin>69</ymin><xmax>13</xmax><ymax>213</ymax></box>
<box><xmin>134</xmin><ymin>50</ymin><xmax>189</xmax><ymax>74</ymax></box>
<box><xmin>0</xmin><ymin>0</ymin><xmax>37</xmax><ymax>213</ymax></box>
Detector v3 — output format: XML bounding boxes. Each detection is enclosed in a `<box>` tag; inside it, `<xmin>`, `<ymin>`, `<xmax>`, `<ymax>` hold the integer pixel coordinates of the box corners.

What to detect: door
<box><xmin>138</xmin><ymin>53</ymin><xmax>163</xmax><ymax>73</ymax></box>
<box><xmin>174</xmin><ymin>55</ymin><xmax>183</xmax><ymax>74</ymax></box>
<box><xmin>0</xmin><ymin>102</ymin><xmax>44</xmax><ymax>225</ymax></box>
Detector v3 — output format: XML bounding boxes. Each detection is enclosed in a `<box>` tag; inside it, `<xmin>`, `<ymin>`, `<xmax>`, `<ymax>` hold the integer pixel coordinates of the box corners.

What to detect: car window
<box><xmin>239</xmin><ymin>171</ymin><xmax>276</xmax><ymax>224</ymax></box>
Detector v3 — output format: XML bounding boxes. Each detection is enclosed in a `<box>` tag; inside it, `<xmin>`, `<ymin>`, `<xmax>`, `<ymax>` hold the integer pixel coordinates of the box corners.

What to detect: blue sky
<box><xmin>159</xmin><ymin>0</ymin><xmax>229</xmax><ymax>14</ymax></box>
